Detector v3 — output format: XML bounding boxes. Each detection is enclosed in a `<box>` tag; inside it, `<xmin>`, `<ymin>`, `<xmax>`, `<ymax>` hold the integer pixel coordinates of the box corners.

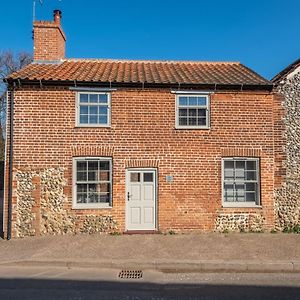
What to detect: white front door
<box><xmin>126</xmin><ymin>169</ymin><xmax>157</xmax><ymax>231</ymax></box>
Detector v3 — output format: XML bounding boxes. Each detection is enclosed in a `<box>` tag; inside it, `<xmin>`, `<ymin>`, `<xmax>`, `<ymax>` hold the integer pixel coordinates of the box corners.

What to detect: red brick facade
<box><xmin>3</xmin><ymin>86</ymin><xmax>284</xmax><ymax>237</ymax></box>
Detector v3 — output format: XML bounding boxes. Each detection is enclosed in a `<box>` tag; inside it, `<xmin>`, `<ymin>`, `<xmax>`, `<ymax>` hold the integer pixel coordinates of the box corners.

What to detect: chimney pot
<box><xmin>53</xmin><ymin>9</ymin><xmax>62</xmax><ymax>25</ymax></box>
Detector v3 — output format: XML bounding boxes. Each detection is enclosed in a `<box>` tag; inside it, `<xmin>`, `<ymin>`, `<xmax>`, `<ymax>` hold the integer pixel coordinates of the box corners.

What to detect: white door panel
<box><xmin>126</xmin><ymin>169</ymin><xmax>157</xmax><ymax>231</ymax></box>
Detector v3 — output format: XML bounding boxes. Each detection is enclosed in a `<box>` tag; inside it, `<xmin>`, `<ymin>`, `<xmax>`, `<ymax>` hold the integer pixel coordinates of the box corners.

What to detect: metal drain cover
<box><xmin>118</xmin><ymin>270</ymin><xmax>143</xmax><ymax>279</ymax></box>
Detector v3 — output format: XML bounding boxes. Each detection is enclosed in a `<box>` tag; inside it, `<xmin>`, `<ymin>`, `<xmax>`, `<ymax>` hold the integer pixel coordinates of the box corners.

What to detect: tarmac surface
<box><xmin>0</xmin><ymin>265</ymin><xmax>299</xmax><ymax>300</ymax></box>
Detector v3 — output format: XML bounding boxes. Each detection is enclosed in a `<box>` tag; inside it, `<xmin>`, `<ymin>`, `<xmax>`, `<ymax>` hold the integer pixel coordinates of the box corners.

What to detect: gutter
<box><xmin>6</xmin><ymin>85</ymin><xmax>14</xmax><ymax>240</ymax></box>
<box><xmin>6</xmin><ymin>79</ymin><xmax>274</xmax><ymax>92</ymax></box>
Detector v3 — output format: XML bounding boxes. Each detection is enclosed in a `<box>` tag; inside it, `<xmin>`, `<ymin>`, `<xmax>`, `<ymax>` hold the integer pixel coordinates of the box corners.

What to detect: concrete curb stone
<box><xmin>1</xmin><ymin>260</ymin><xmax>300</xmax><ymax>273</ymax></box>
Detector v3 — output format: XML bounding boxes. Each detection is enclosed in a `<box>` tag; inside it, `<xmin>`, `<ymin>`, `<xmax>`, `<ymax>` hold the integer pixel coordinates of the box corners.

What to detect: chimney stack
<box><xmin>33</xmin><ymin>10</ymin><xmax>66</xmax><ymax>61</ymax></box>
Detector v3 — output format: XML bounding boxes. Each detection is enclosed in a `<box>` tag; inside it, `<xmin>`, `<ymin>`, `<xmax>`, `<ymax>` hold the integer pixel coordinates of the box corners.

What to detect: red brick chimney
<box><xmin>33</xmin><ymin>10</ymin><xmax>66</xmax><ymax>61</ymax></box>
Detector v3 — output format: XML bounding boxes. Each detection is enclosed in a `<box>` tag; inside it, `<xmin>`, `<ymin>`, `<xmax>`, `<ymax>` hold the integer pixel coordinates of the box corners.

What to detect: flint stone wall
<box><xmin>275</xmin><ymin>73</ymin><xmax>300</xmax><ymax>230</ymax></box>
<box><xmin>14</xmin><ymin>168</ymin><xmax>117</xmax><ymax>237</ymax></box>
<box><xmin>215</xmin><ymin>213</ymin><xmax>264</xmax><ymax>232</ymax></box>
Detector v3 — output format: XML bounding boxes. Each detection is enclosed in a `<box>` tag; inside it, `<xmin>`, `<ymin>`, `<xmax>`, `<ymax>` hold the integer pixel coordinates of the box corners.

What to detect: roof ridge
<box><xmin>62</xmin><ymin>58</ymin><xmax>240</xmax><ymax>64</ymax></box>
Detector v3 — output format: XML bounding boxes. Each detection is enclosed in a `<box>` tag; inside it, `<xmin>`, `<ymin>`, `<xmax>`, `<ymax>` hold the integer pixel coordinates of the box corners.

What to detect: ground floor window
<box><xmin>73</xmin><ymin>157</ymin><xmax>112</xmax><ymax>208</ymax></box>
<box><xmin>222</xmin><ymin>157</ymin><xmax>260</xmax><ymax>207</ymax></box>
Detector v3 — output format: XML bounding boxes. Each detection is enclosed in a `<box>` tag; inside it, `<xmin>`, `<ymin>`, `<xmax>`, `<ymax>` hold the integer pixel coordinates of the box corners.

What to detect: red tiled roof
<box><xmin>7</xmin><ymin>59</ymin><xmax>271</xmax><ymax>87</ymax></box>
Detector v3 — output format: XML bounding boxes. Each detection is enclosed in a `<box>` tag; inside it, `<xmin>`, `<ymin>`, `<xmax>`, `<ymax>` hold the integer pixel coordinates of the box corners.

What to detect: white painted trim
<box><xmin>171</xmin><ymin>90</ymin><xmax>213</xmax><ymax>94</ymax></box>
<box><xmin>75</xmin><ymin>91</ymin><xmax>111</xmax><ymax>128</ymax></box>
<box><xmin>221</xmin><ymin>157</ymin><xmax>261</xmax><ymax>208</ymax></box>
<box><xmin>72</xmin><ymin>157</ymin><xmax>113</xmax><ymax>209</ymax></box>
<box><xmin>175</xmin><ymin>94</ymin><xmax>210</xmax><ymax>129</ymax></box>
<box><xmin>70</xmin><ymin>87</ymin><xmax>117</xmax><ymax>92</ymax></box>
<box><xmin>125</xmin><ymin>168</ymin><xmax>158</xmax><ymax>231</ymax></box>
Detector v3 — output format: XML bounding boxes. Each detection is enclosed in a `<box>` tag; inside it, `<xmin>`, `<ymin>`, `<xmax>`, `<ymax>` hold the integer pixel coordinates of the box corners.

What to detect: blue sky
<box><xmin>2</xmin><ymin>0</ymin><xmax>300</xmax><ymax>79</ymax></box>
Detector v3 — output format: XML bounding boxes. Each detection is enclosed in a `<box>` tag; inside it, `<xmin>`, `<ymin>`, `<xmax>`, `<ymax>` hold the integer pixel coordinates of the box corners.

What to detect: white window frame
<box><xmin>76</xmin><ymin>91</ymin><xmax>111</xmax><ymax>127</ymax></box>
<box><xmin>72</xmin><ymin>157</ymin><xmax>113</xmax><ymax>209</ymax></box>
<box><xmin>222</xmin><ymin>157</ymin><xmax>261</xmax><ymax>208</ymax></box>
<box><xmin>175</xmin><ymin>94</ymin><xmax>210</xmax><ymax>129</ymax></box>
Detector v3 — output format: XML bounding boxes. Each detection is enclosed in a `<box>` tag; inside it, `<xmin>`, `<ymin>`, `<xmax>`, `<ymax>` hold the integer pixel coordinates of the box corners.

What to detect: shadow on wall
<box><xmin>0</xmin><ymin>278</ymin><xmax>299</xmax><ymax>300</ymax></box>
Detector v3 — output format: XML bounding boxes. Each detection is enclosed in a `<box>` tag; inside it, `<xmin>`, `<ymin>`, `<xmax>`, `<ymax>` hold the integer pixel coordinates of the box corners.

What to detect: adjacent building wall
<box><xmin>275</xmin><ymin>73</ymin><xmax>300</xmax><ymax>230</ymax></box>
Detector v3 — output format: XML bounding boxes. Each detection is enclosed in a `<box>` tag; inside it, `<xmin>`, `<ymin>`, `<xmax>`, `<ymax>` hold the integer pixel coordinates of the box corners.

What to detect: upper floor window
<box><xmin>176</xmin><ymin>94</ymin><xmax>210</xmax><ymax>129</ymax></box>
<box><xmin>222</xmin><ymin>158</ymin><xmax>260</xmax><ymax>207</ymax></box>
<box><xmin>76</xmin><ymin>92</ymin><xmax>111</xmax><ymax>127</ymax></box>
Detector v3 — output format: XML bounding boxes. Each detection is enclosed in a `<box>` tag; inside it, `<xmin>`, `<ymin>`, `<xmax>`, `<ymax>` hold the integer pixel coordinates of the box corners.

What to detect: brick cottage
<box><xmin>3</xmin><ymin>10</ymin><xmax>284</xmax><ymax>238</ymax></box>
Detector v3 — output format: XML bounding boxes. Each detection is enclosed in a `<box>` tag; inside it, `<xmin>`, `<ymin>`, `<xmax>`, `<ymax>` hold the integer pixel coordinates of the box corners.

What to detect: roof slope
<box><xmin>272</xmin><ymin>58</ymin><xmax>300</xmax><ymax>83</ymax></box>
<box><xmin>7</xmin><ymin>59</ymin><xmax>271</xmax><ymax>87</ymax></box>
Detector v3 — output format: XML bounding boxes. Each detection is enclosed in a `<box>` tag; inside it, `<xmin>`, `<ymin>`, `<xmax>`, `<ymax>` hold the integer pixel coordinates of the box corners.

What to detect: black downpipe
<box><xmin>7</xmin><ymin>87</ymin><xmax>14</xmax><ymax>240</ymax></box>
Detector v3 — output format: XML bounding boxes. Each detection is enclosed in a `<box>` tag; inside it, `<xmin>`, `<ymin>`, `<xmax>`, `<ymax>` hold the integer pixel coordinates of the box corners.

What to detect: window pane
<box><xmin>80</xmin><ymin>94</ymin><xmax>88</xmax><ymax>103</ymax></box>
<box><xmin>197</xmin><ymin>118</ymin><xmax>206</xmax><ymax>126</ymax></box>
<box><xmin>88</xmin><ymin>171</ymin><xmax>98</xmax><ymax>181</ymax></box>
<box><xmin>99</xmin><ymin>107</ymin><xmax>108</xmax><ymax>115</ymax></box>
<box><xmin>188</xmin><ymin>109</ymin><xmax>197</xmax><ymax>117</ymax></box>
<box><xmin>100</xmin><ymin>183</ymin><xmax>110</xmax><ymax>193</ymax></box>
<box><xmin>100</xmin><ymin>194</ymin><xmax>110</xmax><ymax>203</ymax></box>
<box><xmin>89</xmin><ymin>106</ymin><xmax>98</xmax><ymax>115</ymax></box>
<box><xmin>179</xmin><ymin>97</ymin><xmax>188</xmax><ymax>106</ymax></box>
<box><xmin>77</xmin><ymin>171</ymin><xmax>87</xmax><ymax>181</ymax></box>
<box><xmin>100</xmin><ymin>171</ymin><xmax>110</xmax><ymax>181</ymax></box>
<box><xmin>88</xmin><ymin>193</ymin><xmax>100</xmax><ymax>203</ymax></box>
<box><xmin>246</xmin><ymin>171</ymin><xmax>256</xmax><ymax>181</ymax></box>
<box><xmin>235</xmin><ymin>169</ymin><xmax>245</xmax><ymax>180</ymax></box>
<box><xmin>88</xmin><ymin>183</ymin><xmax>100</xmax><ymax>193</ymax></box>
<box><xmin>77</xmin><ymin>193</ymin><xmax>87</xmax><ymax>203</ymax></box>
<box><xmin>189</xmin><ymin>118</ymin><xmax>197</xmax><ymax>126</ymax></box>
<box><xmin>246</xmin><ymin>192</ymin><xmax>256</xmax><ymax>202</ymax></box>
<box><xmin>236</xmin><ymin>161</ymin><xmax>245</xmax><ymax>169</ymax></box>
<box><xmin>247</xmin><ymin>160</ymin><xmax>256</xmax><ymax>170</ymax></box>
<box><xmin>89</xmin><ymin>94</ymin><xmax>98</xmax><ymax>103</ymax></box>
<box><xmin>179</xmin><ymin>108</ymin><xmax>188</xmax><ymax>116</ymax></box>
<box><xmin>88</xmin><ymin>161</ymin><xmax>98</xmax><ymax>170</ymax></box>
<box><xmin>99</xmin><ymin>94</ymin><xmax>108</xmax><ymax>104</ymax></box>
<box><xmin>179</xmin><ymin>118</ymin><xmax>188</xmax><ymax>126</ymax></box>
<box><xmin>224</xmin><ymin>161</ymin><xmax>234</xmax><ymax>169</ymax></box>
<box><xmin>245</xmin><ymin>183</ymin><xmax>255</xmax><ymax>191</ymax></box>
<box><xmin>198</xmin><ymin>109</ymin><xmax>206</xmax><ymax>117</ymax></box>
<box><xmin>144</xmin><ymin>173</ymin><xmax>153</xmax><ymax>182</ymax></box>
<box><xmin>100</xmin><ymin>161</ymin><xmax>110</xmax><ymax>170</ymax></box>
<box><xmin>130</xmin><ymin>173</ymin><xmax>140</xmax><ymax>182</ymax></box>
<box><xmin>224</xmin><ymin>169</ymin><xmax>234</xmax><ymax>180</ymax></box>
<box><xmin>80</xmin><ymin>106</ymin><xmax>88</xmax><ymax>114</ymax></box>
<box><xmin>77</xmin><ymin>184</ymin><xmax>87</xmax><ymax>193</ymax></box>
<box><xmin>99</xmin><ymin>115</ymin><xmax>108</xmax><ymax>124</ymax></box>
<box><xmin>89</xmin><ymin>115</ymin><xmax>98</xmax><ymax>124</ymax></box>
<box><xmin>188</xmin><ymin>97</ymin><xmax>198</xmax><ymax>106</ymax></box>
<box><xmin>77</xmin><ymin>161</ymin><xmax>87</xmax><ymax>171</ymax></box>
<box><xmin>197</xmin><ymin>97</ymin><xmax>207</xmax><ymax>106</ymax></box>
<box><xmin>80</xmin><ymin>115</ymin><xmax>88</xmax><ymax>124</ymax></box>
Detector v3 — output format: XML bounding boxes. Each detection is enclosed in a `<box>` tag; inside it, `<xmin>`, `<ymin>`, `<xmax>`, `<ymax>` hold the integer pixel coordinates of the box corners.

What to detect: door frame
<box><xmin>125</xmin><ymin>168</ymin><xmax>158</xmax><ymax>231</ymax></box>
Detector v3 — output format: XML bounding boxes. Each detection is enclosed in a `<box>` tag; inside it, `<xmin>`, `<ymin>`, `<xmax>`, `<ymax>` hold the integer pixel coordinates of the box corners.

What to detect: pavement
<box><xmin>0</xmin><ymin>233</ymin><xmax>300</xmax><ymax>273</ymax></box>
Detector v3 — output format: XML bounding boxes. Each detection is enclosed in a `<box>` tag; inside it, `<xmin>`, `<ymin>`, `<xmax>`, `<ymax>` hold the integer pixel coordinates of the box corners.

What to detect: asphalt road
<box><xmin>0</xmin><ymin>266</ymin><xmax>299</xmax><ymax>300</ymax></box>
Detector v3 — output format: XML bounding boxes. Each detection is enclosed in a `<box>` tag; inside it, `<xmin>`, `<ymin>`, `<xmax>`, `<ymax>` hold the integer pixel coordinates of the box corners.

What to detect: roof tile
<box><xmin>7</xmin><ymin>59</ymin><xmax>271</xmax><ymax>86</ymax></box>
